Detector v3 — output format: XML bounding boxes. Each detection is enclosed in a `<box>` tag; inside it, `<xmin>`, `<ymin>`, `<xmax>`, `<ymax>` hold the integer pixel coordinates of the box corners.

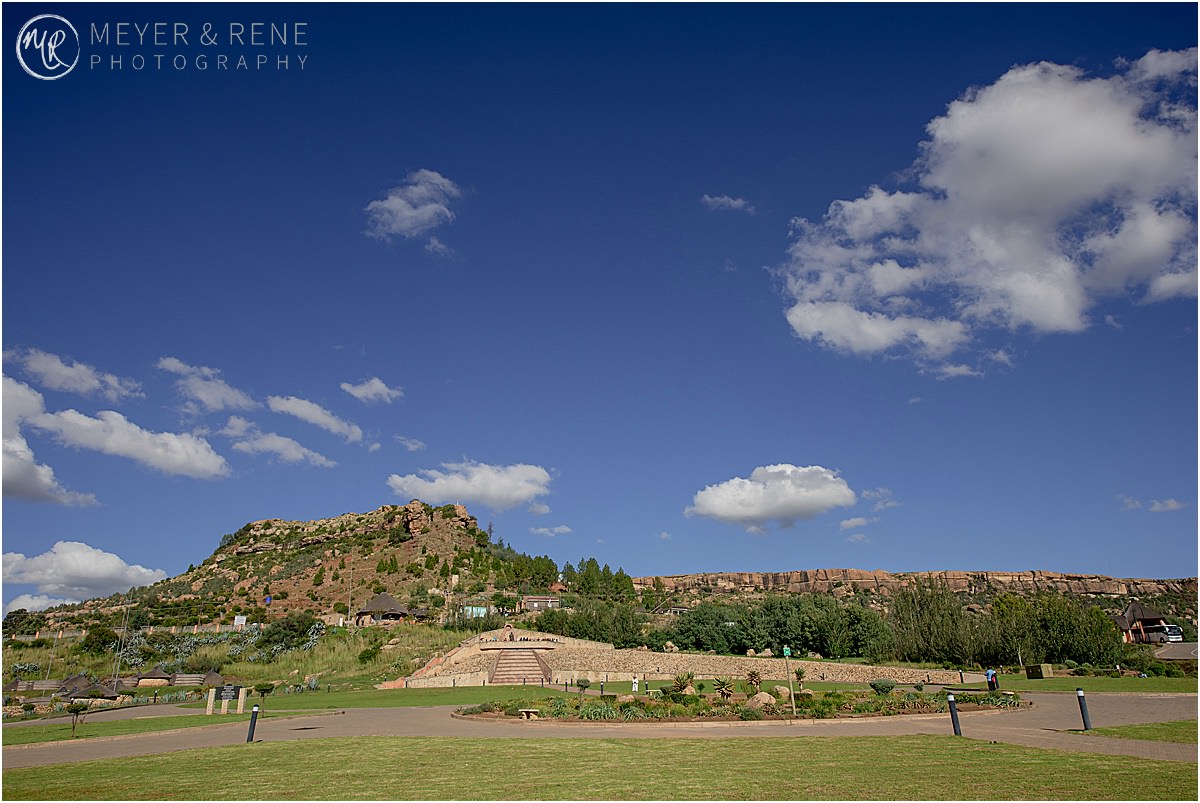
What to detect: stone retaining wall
<box><xmin>404</xmin><ymin>633</ymin><xmax>964</xmax><ymax>687</ymax></box>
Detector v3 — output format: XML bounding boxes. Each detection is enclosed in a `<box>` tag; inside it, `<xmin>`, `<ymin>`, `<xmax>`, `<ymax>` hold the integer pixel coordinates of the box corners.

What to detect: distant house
<box><xmin>461</xmin><ymin>600</ymin><xmax>493</xmax><ymax>619</ymax></box>
<box><xmin>1113</xmin><ymin>601</ymin><xmax>1169</xmax><ymax>644</ymax></box>
<box><xmin>666</xmin><ymin>606</ymin><xmax>691</xmax><ymax>616</ymax></box>
<box><xmin>354</xmin><ymin>592</ymin><xmax>410</xmax><ymax>626</ymax></box>
<box><xmin>520</xmin><ymin>595</ymin><xmax>560</xmax><ymax>613</ymax></box>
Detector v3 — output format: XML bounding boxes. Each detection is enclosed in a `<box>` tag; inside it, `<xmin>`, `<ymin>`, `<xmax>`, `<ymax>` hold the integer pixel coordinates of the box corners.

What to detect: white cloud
<box><xmin>4</xmin><ymin>593</ymin><xmax>78</xmax><ymax>615</ymax></box>
<box><xmin>657</xmin><ymin>531</ymin><xmax>672</xmax><ymax>541</ymax></box>
<box><xmin>220</xmin><ymin>416</ymin><xmax>335</xmax><ymax>467</ymax></box>
<box><xmin>1149</xmin><ymin>498</ymin><xmax>1185</xmax><ymax>513</ymax></box>
<box><xmin>386</xmin><ymin>459</ymin><xmax>552</xmax><ymax>511</ymax></box>
<box><xmin>425</xmin><ymin>236</ymin><xmax>454</xmax><ymax>258</ymax></box>
<box><xmin>531</xmin><ymin>525</ymin><xmax>573</xmax><ymax>537</ymax></box>
<box><xmin>685</xmin><ymin>464</ymin><xmax>857</xmax><ymax>532</ymax></box>
<box><xmin>341</xmin><ymin>377</ymin><xmax>403</xmax><ymax>404</ymax></box>
<box><xmin>778</xmin><ymin>49</ymin><xmax>1197</xmax><ymax>372</ymax></box>
<box><xmin>3</xmin><ymin>377</ymin><xmax>97</xmax><ymax>506</ymax></box>
<box><xmin>528</xmin><ymin>501</ymin><xmax>551</xmax><ymax>515</ymax></box>
<box><xmin>26</xmin><ymin>404</ymin><xmax>229</xmax><ymax>479</ymax></box>
<box><xmin>267</xmin><ymin>395</ymin><xmax>363</xmax><ymax>443</ymax></box>
<box><xmin>845</xmin><ymin>532</ymin><xmax>870</xmax><ymax>544</ymax></box>
<box><xmin>1117</xmin><ymin>493</ymin><xmax>1143</xmax><ymax>511</ymax></box>
<box><xmin>157</xmin><ymin>357</ymin><xmax>258</xmax><ymax>413</ymax></box>
<box><xmin>12</xmin><ymin>348</ymin><xmax>142</xmax><ymax>402</ymax></box>
<box><xmin>701</xmin><ymin>194</ymin><xmax>756</xmax><ymax>214</ymax></box>
<box><xmin>3</xmin><ymin>541</ymin><xmax>167</xmax><ymax>604</ymax></box>
<box><xmin>839</xmin><ymin>516</ymin><xmax>879</xmax><ymax>531</ymax></box>
<box><xmin>861</xmin><ymin>487</ymin><xmax>900</xmax><ymax>511</ymax></box>
<box><xmin>365</xmin><ymin>169</ymin><xmax>463</xmax><ymax>242</ymax></box>
<box><xmin>395</xmin><ymin>435</ymin><xmax>426</xmax><ymax>452</ymax></box>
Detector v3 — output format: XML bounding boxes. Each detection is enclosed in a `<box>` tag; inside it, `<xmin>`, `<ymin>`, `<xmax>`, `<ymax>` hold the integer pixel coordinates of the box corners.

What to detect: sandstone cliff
<box><xmin>632</xmin><ymin>568</ymin><xmax>1197</xmax><ymax>599</ymax></box>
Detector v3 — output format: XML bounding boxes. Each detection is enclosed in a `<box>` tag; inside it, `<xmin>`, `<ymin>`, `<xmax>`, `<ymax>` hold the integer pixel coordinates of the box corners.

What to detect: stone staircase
<box><xmin>488</xmin><ymin>649</ymin><xmax>549</xmax><ymax>685</ymax></box>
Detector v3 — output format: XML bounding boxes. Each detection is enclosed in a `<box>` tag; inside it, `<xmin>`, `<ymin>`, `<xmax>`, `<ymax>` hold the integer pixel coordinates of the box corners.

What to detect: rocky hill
<box><xmin>40</xmin><ymin>500</ymin><xmax>502</xmax><ymax>629</ymax></box>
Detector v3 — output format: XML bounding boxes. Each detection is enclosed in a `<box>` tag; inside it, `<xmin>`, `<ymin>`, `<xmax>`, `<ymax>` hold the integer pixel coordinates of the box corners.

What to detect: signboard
<box><xmin>218</xmin><ymin>685</ymin><xmax>242</xmax><ymax>701</ymax></box>
<box><xmin>233</xmin><ymin>615</ymin><xmax>247</xmax><ymax>627</ymax></box>
<box><xmin>782</xmin><ymin>646</ymin><xmax>791</xmax><ymax>657</ymax></box>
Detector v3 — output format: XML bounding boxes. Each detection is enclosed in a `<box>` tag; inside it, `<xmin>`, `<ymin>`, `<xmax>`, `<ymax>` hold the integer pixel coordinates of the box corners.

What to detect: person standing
<box><xmin>985</xmin><ymin>667</ymin><xmax>997</xmax><ymax>691</ymax></box>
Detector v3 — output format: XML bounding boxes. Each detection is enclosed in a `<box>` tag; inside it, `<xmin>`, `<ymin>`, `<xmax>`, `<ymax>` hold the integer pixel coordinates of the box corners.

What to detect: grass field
<box><xmin>1</xmin><ymin>712</ymin><xmax>324</xmax><ymax>746</ymax></box>
<box><xmin>1084</xmin><ymin>719</ymin><xmax>1198</xmax><ymax>744</ymax></box>
<box><xmin>3</xmin><ymin>735</ymin><xmax>1195</xmax><ymax>800</ymax></box>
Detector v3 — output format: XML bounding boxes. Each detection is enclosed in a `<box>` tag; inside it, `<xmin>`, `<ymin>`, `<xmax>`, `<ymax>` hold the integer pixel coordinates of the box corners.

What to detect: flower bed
<box><xmin>457</xmin><ymin>689</ymin><xmax>1024</xmax><ymax>722</ymax></box>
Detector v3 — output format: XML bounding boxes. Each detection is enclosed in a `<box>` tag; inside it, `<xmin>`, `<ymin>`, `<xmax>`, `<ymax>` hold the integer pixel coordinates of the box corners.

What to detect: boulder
<box><xmin>798</xmin><ymin>688</ymin><xmax>816</xmax><ymax>697</ymax></box>
<box><xmin>663</xmin><ymin>641</ymin><xmax>679</xmax><ymax>653</ymax></box>
<box><xmin>744</xmin><ymin>691</ymin><xmax>776</xmax><ymax>710</ymax></box>
<box><xmin>759</xmin><ymin>648</ymin><xmax>773</xmax><ymax>657</ymax></box>
<box><xmin>616</xmin><ymin>694</ymin><xmax>636</xmax><ymax>703</ymax></box>
<box><xmin>772</xmin><ymin>685</ymin><xmax>790</xmax><ymax>700</ymax></box>
<box><xmin>746</xmin><ymin>649</ymin><xmax>756</xmax><ymax>657</ymax></box>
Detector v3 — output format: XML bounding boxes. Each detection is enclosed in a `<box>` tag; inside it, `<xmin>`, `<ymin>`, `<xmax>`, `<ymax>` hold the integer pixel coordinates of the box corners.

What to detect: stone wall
<box><xmin>403</xmin><ymin>632</ymin><xmax>964</xmax><ymax>687</ymax></box>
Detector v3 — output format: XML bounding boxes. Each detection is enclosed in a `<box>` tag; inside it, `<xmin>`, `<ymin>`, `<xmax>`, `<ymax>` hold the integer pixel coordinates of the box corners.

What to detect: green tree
<box><xmin>78</xmin><ymin>626</ymin><xmax>119</xmax><ymax>656</ymax></box>
<box><xmin>713</xmin><ymin>676</ymin><xmax>735</xmax><ymax>701</ymax></box>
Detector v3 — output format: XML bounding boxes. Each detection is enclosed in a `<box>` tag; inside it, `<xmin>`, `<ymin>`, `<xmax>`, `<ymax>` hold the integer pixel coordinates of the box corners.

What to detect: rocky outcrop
<box><xmin>633</xmin><ymin>569</ymin><xmax>1196</xmax><ymax>599</ymax></box>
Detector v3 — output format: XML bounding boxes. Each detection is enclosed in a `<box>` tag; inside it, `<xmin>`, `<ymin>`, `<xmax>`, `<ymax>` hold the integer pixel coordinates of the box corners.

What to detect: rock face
<box><xmin>632</xmin><ymin>569</ymin><xmax>1196</xmax><ymax>598</ymax></box>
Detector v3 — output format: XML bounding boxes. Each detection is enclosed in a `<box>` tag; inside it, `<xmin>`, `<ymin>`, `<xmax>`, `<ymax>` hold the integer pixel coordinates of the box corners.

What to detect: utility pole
<box><xmin>347</xmin><ymin>556</ymin><xmax>354</xmax><ymax>631</ymax></box>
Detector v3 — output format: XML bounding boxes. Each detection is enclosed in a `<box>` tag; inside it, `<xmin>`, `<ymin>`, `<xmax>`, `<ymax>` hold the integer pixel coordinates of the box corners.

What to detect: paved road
<box><xmin>1156</xmin><ymin>641</ymin><xmax>1199</xmax><ymax>660</ymax></box>
<box><xmin>3</xmin><ymin>692</ymin><xmax>1196</xmax><ymax>769</ymax></box>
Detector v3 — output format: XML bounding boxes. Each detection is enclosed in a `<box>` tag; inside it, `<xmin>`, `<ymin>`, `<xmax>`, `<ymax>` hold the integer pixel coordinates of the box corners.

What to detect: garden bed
<box><xmin>457</xmin><ymin>689</ymin><xmax>1025</xmax><ymax>723</ymax></box>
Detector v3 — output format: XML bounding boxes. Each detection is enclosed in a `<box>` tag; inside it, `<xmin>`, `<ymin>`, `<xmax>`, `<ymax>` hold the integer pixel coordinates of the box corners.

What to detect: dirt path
<box><xmin>3</xmin><ymin>692</ymin><xmax>1195</xmax><ymax>769</ymax></box>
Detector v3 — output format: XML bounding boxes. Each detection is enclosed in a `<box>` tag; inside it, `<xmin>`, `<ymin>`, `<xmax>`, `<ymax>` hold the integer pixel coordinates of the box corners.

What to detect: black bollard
<box><xmin>947</xmin><ymin>693</ymin><xmax>962</xmax><ymax>736</ymax></box>
<box><xmin>1076</xmin><ymin>688</ymin><xmax>1092</xmax><ymax>731</ymax></box>
<box><xmin>246</xmin><ymin>704</ymin><xmax>260</xmax><ymax>743</ymax></box>
<box><xmin>600</xmin><ymin>682</ymin><xmax>604</xmax><ymax>695</ymax></box>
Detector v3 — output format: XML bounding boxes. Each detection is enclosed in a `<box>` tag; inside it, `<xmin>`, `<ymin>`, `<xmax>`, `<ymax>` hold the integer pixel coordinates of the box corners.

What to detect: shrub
<box><xmin>357</xmin><ymin>645</ymin><xmax>381</xmax><ymax>664</ymax></box>
<box><xmin>869</xmin><ymin>678</ymin><xmax>896</xmax><ymax>695</ymax></box>
<box><xmin>738</xmin><ymin>706</ymin><xmax>763</xmax><ymax>721</ymax></box>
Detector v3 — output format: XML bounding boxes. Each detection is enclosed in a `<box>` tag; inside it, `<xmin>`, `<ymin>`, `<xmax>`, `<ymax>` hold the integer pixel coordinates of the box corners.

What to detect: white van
<box><xmin>1143</xmin><ymin>624</ymin><xmax>1184</xmax><ymax>643</ymax></box>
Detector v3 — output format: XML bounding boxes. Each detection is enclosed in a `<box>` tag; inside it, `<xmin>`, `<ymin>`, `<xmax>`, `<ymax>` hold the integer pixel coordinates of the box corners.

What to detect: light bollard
<box><xmin>246</xmin><ymin>704</ymin><xmax>260</xmax><ymax>743</ymax></box>
<box><xmin>1076</xmin><ymin>688</ymin><xmax>1093</xmax><ymax>731</ymax></box>
<box><xmin>947</xmin><ymin>693</ymin><xmax>962</xmax><ymax>736</ymax></box>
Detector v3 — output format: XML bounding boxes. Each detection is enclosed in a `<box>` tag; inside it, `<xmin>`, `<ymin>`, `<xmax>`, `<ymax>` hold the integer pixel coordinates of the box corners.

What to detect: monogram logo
<box><xmin>15</xmin><ymin>15</ymin><xmax>80</xmax><ymax>80</ymax></box>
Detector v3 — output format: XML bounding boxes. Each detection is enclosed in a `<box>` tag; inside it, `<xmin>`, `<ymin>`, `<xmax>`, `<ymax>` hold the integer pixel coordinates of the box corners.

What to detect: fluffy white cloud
<box><xmin>528</xmin><ymin>501</ymin><xmax>551</xmax><ymax>515</ymax></box>
<box><xmin>701</xmin><ymin>194</ymin><xmax>756</xmax><ymax>214</ymax></box>
<box><xmin>530</xmin><ymin>525</ymin><xmax>573</xmax><ymax>537</ymax></box>
<box><xmin>11</xmin><ymin>348</ymin><xmax>142</xmax><ymax>402</ymax></box>
<box><xmin>4</xmin><ymin>593</ymin><xmax>78</xmax><ymax>615</ymax></box>
<box><xmin>221</xmin><ymin>416</ymin><xmax>335</xmax><ymax>467</ymax></box>
<box><xmin>157</xmin><ymin>357</ymin><xmax>258</xmax><ymax>413</ymax></box>
<box><xmin>839</xmin><ymin>516</ymin><xmax>879</xmax><ymax>531</ymax></box>
<box><xmin>2</xmin><ymin>377</ymin><xmax>97</xmax><ymax>505</ymax></box>
<box><xmin>1149</xmin><ymin>498</ymin><xmax>1185</xmax><ymax>513</ymax></box>
<box><xmin>27</xmin><ymin>406</ymin><xmax>229</xmax><ymax>479</ymax></box>
<box><xmin>387</xmin><ymin>459</ymin><xmax>552</xmax><ymax>511</ymax></box>
<box><xmin>685</xmin><ymin>464</ymin><xmax>857</xmax><ymax>532</ymax></box>
<box><xmin>779</xmin><ymin>49</ymin><xmax>1197</xmax><ymax>371</ymax></box>
<box><xmin>365</xmin><ymin>169</ymin><xmax>462</xmax><ymax>241</ymax></box>
<box><xmin>267</xmin><ymin>395</ymin><xmax>363</xmax><ymax>443</ymax></box>
<box><xmin>341</xmin><ymin>377</ymin><xmax>403</xmax><ymax>404</ymax></box>
<box><xmin>3</xmin><ymin>541</ymin><xmax>167</xmax><ymax>605</ymax></box>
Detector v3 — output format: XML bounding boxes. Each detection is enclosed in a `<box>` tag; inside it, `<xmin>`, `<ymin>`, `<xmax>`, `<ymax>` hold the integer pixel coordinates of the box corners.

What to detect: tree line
<box><xmin>529</xmin><ymin>580</ymin><xmax>1131</xmax><ymax>668</ymax></box>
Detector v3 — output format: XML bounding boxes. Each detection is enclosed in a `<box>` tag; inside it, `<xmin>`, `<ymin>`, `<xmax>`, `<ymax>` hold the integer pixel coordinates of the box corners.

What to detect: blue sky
<box><xmin>3</xmin><ymin>3</ymin><xmax>1196</xmax><ymax>614</ymax></box>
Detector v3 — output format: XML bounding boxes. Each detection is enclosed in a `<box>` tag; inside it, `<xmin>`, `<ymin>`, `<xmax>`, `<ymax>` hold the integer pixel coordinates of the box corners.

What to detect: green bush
<box><xmin>738</xmin><ymin>706</ymin><xmax>763</xmax><ymax>721</ymax></box>
<box><xmin>869</xmin><ymin>678</ymin><xmax>896</xmax><ymax>695</ymax></box>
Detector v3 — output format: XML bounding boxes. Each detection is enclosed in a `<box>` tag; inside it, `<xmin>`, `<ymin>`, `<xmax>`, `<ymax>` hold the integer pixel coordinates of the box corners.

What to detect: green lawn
<box><xmin>1085</xmin><ymin>719</ymin><xmax>1198</xmax><ymax>744</ymax></box>
<box><xmin>3</xmin><ymin>735</ymin><xmax>1194</xmax><ymax>800</ymax></box>
<box><xmin>2</xmin><ymin>712</ymin><xmax>315</xmax><ymax>746</ymax></box>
